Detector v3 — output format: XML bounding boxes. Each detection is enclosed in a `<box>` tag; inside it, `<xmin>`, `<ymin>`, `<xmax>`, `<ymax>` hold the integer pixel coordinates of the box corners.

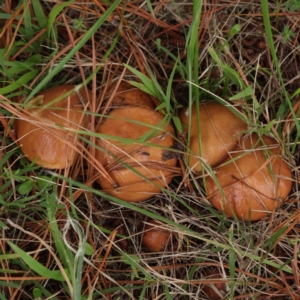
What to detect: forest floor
<box><xmin>0</xmin><ymin>1</ymin><xmax>300</xmax><ymax>299</ymax></box>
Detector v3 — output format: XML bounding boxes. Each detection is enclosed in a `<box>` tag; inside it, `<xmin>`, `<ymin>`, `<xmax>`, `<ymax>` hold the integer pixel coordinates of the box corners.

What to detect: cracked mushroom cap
<box><xmin>206</xmin><ymin>134</ymin><xmax>292</xmax><ymax>221</ymax></box>
<box><xmin>179</xmin><ymin>102</ymin><xmax>247</xmax><ymax>172</ymax></box>
<box><xmin>95</xmin><ymin>106</ymin><xmax>177</xmax><ymax>202</ymax></box>
<box><xmin>15</xmin><ymin>84</ymin><xmax>90</xmax><ymax>169</ymax></box>
<box><xmin>108</xmin><ymin>81</ymin><xmax>156</xmax><ymax>109</ymax></box>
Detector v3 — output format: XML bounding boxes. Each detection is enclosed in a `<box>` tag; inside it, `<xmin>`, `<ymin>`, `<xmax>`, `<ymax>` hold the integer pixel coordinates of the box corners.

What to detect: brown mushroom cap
<box><xmin>108</xmin><ymin>81</ymin><xmax>156</xmax><ymax>109</ymax></box>
<box><xmin>202</xmin><ymin>268</ymin><xmax>228</xmax><ymax>300</ymax></box>
<box><xmin>206</xmin><ymin>134</ymin><xmax>292</xmax><ymax>221</ymax></box>
<box><xmin>95</xmin><ymin>106</ymin><xmax>177</xmax><ymax>202</ymax></box>
<box><xmin>142</xmin><ymin>219</ymin><xmax>172</xmax><ymax>252</ymax></box>
<box><xmin>179</xmin><ymin>102</ymin><xmax>247</xmax><ymax>173</ymax></box>
<box><xmin>15</xmin><ymin>84</ymin><xmax>90</xmax><ymax>169</ymax></box>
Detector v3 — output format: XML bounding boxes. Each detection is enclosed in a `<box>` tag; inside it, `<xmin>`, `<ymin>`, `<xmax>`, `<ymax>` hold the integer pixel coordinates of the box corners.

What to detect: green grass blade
<box><xmin>47</xmin><ymin>0</ymin><xmax>74</xmax><ymax>38</ymax></box>
<box><xmin>261</xmin><ymin>0</ymin><xmax>300</xmax><ymax>147</ymax></box>
<box><xmin>31</xmin><ymin>281</ymin><xmax>60</xmax><ymax>300</ymax></box>
<box><xmin>125</xmin><ymin>64</ymin><xmax>161</xmax><ymax>98</ymax></box>
<box><xmin>46</xmin><ymin>192</ymin><xmax>74</xmax><ymax>274</ymax></box>
<box><xmin>208</xmin><ymin>47</ymin><xmax>244</xmax><ymax>88</ymax></box>
<box><xmin>164</xmin><ymin>283</ymin><xmax>171</xmax><ymax>300</ymax></box>
<box><xmin>7</xmin><ymin>241</ymin><xmax>66</xmax><ymax>281</ymax></box>
<box><xmin>229</xmin><ymin>85</ymin><xmax>254</xmax><ymax>101</ymax></box>
<box><xmin>165</xmin><ymin>59</ymin><xmax>178</xmax><ymax>114</ymax></box>
<box><xmin>0</xmin><ymin>292</ymin><xmax>7</xmax><ymax>300</ymax></box>
<box><xmin>26</xmin><ymin>0</ymin><xmax>121</xmax><ymax>102</ymax></box>
<box><xmin>0</xmin><ymin>281</ymin><xmax>20</xmax><ymax>288</ymax></box>
<box><xmin>228</xmin><ymin>225</ymin><xmax>236</xmax><ymax>298</ymax></box>
<box><xmin>138</xmin><ymin>283</ymin><xmax>149</xmax><ymax>300</ymax></box>
<box><xmin>145</xmin><ymin>0</ymin><xmax>155</xmax><ymax>18</ymax></box>
<box><xmin>32</xmin><ymin>0</ymin><xmax>47</xmax><ymax>28</ymax></box>
<box><xmin>261</xmin><ymin>226</ymin><xmax>288</xmax><ymax>251</ymax></box>
<box><xmin>0</xmin><ymin>70</ymin><xmax>38</xmax><ymax>95</ymax></box>
<box><xmin>155</xmin><ymin>39</ymin><xmax>186</xmax><ymax>75</ymax></box>
<box><xmin>23</xmin><ymin>0</ymin><xmax>33</xmax><ymax>40</ymax></box>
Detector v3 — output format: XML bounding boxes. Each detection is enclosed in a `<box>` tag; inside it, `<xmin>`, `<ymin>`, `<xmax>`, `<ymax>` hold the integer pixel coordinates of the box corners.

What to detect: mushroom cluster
<box><xmin>94</xmin><ymin>81</ymin><xmax>177</xmax><ymax>202</ymax></box>
<box><xmin>206</xmin><ymin>134</ymin><xmax>292</xmax><ymax>221</ymax></box>
<box><xmin>15</xmin><ymin>81</ymin><xmax>177</xmax><ymax>203</ymax></box>
<box><xmin>179</xmin><ymin>101</ymin><xmax>292</xmax><ymax>221</ymax></box>
<box><xmin>16</xmin><ymin>85</ymin><xmax>90</xmax><ymax>169</ymax></box>
<box><xmin>15</xmin><ymin>81</ymin><xmax>292</xmax><ymax>221</ymax></box>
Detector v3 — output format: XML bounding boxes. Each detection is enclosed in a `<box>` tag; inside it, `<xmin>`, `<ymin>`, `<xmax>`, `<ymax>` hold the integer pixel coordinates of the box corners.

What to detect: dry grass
<box><xmin>0</xmin><ymin>0</ymin><xmax>300</xmax><ymax>299</ymax></box>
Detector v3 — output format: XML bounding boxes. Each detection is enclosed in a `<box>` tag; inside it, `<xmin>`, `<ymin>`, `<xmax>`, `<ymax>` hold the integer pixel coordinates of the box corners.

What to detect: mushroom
<box><xmin>95</xmin><ymin>106</ymin><xmax>177</xmax><ymax>202</ymax></box>
<box><xmin>141</xmin><ymin>219</ymin><xmax>172</xmax><ymax>252</ymax></box>
<box><xmin>202</xmin><ymin>267</ymin><xmax>228</xmax><ymax>300</ymax></box>
<box><xmin>15</xmin><ymin>84</ymin><xmax>91</xmax><ymax>169</ymax></box>
<box><xmin>107</xmin><ymin>81</ymin><xmax>156</xmax><ymax>109</ymax></box>
<box><xmin>206</xmin><ymin>134</ymin><xmax>292</xmax><ymax>221</ymax></box>
<box><xmin>179</xmin><ymin>102</ymin><xmax>247</xmax><ymax>172</ymax></box>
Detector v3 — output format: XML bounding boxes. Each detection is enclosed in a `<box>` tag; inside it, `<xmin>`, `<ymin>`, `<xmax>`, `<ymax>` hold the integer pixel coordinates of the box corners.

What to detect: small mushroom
<box><xmin>179</xmin><ymin>102</ymin><xmax>247</xmax><ymax>172</ymax></box>
<box><xmin>206</xmin><ymin>134</ymin><xmax>292</xmax><ymax>221</ymax></box>
<box><xmin>95</xmin><ymin>106</ymin><xmax>177</xmax><ymax>202</ymax></box>
<box><xmin>108</xmin><ymin>81</ymin><xmax>156</xmax><ymax>109</ymax></box>
<box><xmin>141</xmin><ymin>219</ymin><xmax>172</xmax><ymax>252</ymax></box>
<box><xmin>15</xmin><ymin>84</ymin><xmax>91</xmax><ymax>169</ymax></box>
<box><xmin>202</xmin><ymin>268</ymin><xmax>228</xmax><ymax>300</ymax></box>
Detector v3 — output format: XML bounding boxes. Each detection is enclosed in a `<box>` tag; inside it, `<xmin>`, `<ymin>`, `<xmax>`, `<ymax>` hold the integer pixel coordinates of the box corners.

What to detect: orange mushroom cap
<box><xmin>142</xmin><ymin>219</ymin><xmax>172</xmax><ymax>252</ymax></box>
<box><xmin>179</xmin><ymin>102</ymin><xmax>247</xmax><ymax>172</ymax></box>
<box><xmin>15</xmin><ymin>84</ymin><xmax>91</xmax><ymax>169</ymax></box>
<box><xmin>108</xmin><ymin>81</ymin><xmax>156</xmax><ymax>109</ymax></box>
<box><xmin>206</xmin><ymin>134</ymin><xmax>292</xmax><ymax>221</ymax></box>
<box><xmin>95</xmin><ymin>106</ymin><xmax>177</xmax><ymax>202</ymax></box>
